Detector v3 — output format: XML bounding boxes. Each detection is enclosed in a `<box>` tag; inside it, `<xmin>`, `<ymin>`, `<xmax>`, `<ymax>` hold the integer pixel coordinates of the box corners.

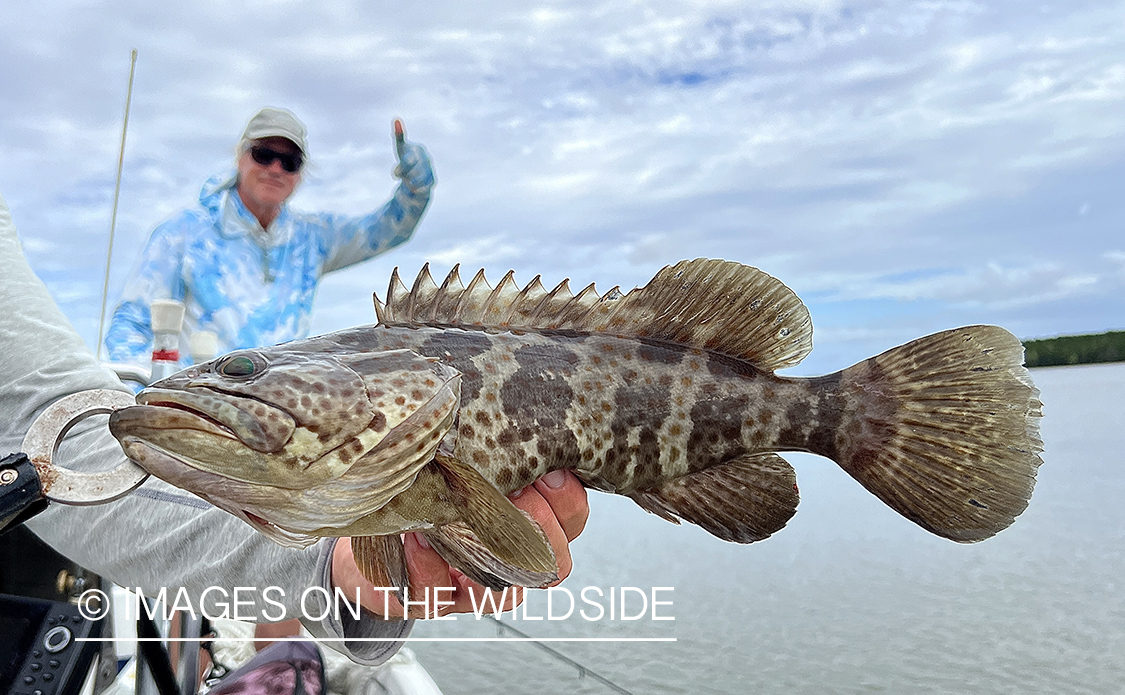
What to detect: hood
<box><xmin>199</xmin><ymin>170</ymin><xmax>238</xmax><ymax>216</ymax></box>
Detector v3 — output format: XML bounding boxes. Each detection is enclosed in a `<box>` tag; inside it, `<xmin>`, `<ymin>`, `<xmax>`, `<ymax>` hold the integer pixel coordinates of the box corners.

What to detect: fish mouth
<box><xmin>109</xmin><ymin>402</ymin><xmax>237</xmax><ymax>443</ymax></box>
<box><xmin>124</xmin><ymin>387</ymin><xmax>296</xmax><ymax>453</ymax></box>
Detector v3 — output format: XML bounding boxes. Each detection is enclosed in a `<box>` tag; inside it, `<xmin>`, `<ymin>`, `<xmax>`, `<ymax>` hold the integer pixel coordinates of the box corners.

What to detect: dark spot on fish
<box><xmin>392</xmin><ymin>378</ymin><xmax>406</xmax><ymax>388</ymax></box>
<box><xmin>498</xmin><ymin>428</ymin><xmax>516</xmax><ymax>446</ymax></box>
<box><xmin>496</xmin><ymin>468</ymin><xmax>514</xmax><ymax>488</ymax></box>
<box><xmin>591</xmin><ymin>355</ymin><xmax>602</xmax><ymax>365</ymax></box>
<box><xmin>412</xmin><ymin>389</ymin><xmax>424</xmax><ymax>401</ymax></box>
<box><xmin>499</xmin><ymin>344</ymin><xmax>578</xmax><ymax>427</ymax></box>
<box><xmin>600</xmin><ymin>380</ymin><xmax>672</xmax><ymax>487</ymax></box>
<box><xmin>535</xmin><ymin>431</ymin><xmax>580</xmax><ymax>468</ymax></box>
<box><xmin>313</xmin><ymin>383</ymin><xmax>325</xmax><ymax>393</ymax></box>
<box><xmin>686</xmin><ymin>395</ymin><xmax>750</xmax><ymax>473</ymax></box>
<box><xmin>372</xmin><ymin>412</ymin><xmax>386</xmax><ymax>432</ymax></box>
<box><xmin>395</xmin><ymin>396</ymin><xmax>406</xmax><ymax>406</ymax></box>
<box><xmin>418</xmin><ymin>331</ymin><xmax>495</xmax><ymax>402</ymax></box>
<box><xmin>460</xmin><ymin>423</ymin><xmax>475</xmax><ymax>439</ymax></box>
<box><xmin>630</xmin><ymin>429</ymin><xmax>663</xmax><ymax>487</ymax></box>
<box><xmin>778</xmin><ymin>397</ymin><xmax>819</xmax><ymax>453</ymax></box>
<box><xmin>475</xmin><ymin>411</ymin><xmax>491</xmax><ymax>425</ymax></box>
<box><xmin>287</xmin><ymin>398</ymin><xmax>298</xmax><ymax>409</ymax></box>
<box><xmin>472</xmin><ymin>451</ymin><xmax>488</xmax><ymax>464</ymax></box>
<box><xmin>301</xmin><ymin>396</ymin><xmax>311</xmax><ymax>407</ymax></box>
<box><xmin>636</xmin><ymin>339</ymin><xmax>685</xmax><ymax>365</ymax></box>
<box><xmin>485</xmin><ymin>437</ymin><xmax>495</xmax><ymax>448</ymax></box>
<box><xmin>485</xmin><ymin>392</ymin><xmax>497</xmax><ymax>403</ymax></box>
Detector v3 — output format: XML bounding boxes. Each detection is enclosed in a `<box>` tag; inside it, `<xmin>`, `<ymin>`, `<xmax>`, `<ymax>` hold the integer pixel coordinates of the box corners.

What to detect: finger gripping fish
<box><xmin>108</xmin><ymin>259</ymin><xmax>1044</xmax><ymax>591</ymax></box>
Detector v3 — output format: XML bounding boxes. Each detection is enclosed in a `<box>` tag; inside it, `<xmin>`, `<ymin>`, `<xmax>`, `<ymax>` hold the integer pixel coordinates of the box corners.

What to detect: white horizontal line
<box><xmin>77</xmin><ymin>637</ymin><xmax>676</xmax><ymax>643</ymax></box>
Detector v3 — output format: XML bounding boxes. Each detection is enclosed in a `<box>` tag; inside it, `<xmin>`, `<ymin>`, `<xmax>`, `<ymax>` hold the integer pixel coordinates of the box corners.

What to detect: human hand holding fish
<box><xmin>332</xmin><ymin>469</ymin><xmax>588</xmax><ymax>619</ymax></box>
<box><xmin>104</xmin><ymin>258</ymin><xmax>1044</xmax><ymax>595</ymax></box>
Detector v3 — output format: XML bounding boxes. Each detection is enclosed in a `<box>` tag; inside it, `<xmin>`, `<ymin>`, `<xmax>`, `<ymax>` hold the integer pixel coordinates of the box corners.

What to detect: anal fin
<box><xmin>628</xmin><ymin>452</ymin><xmax>799</xmax><ymax>543</ymax></box>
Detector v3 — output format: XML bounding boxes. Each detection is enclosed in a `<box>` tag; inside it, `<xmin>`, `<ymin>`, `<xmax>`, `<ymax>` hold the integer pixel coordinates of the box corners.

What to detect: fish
<box><xmin>108</xmin><ymin>259</ymin><xmax>1044</xmax><ymax>590</ymax></box>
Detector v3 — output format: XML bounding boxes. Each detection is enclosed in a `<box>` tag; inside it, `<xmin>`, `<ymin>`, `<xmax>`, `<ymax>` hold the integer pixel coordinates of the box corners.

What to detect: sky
<box><xmin>2</xmin><ymin>0</ymin><xmax>1122</xmax><ymax>375</ymax></box>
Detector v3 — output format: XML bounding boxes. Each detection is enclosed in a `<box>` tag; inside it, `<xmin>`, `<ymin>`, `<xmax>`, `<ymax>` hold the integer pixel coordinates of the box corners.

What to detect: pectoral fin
<box><xmin>352</xmin><ymin>535</ymin><xmax>409</xmax><ymax>594</ymax></box>
<box><xmin>426</xmin><ymin>453</ymin><xmax>558</xmax><ymax>590</ymax></box>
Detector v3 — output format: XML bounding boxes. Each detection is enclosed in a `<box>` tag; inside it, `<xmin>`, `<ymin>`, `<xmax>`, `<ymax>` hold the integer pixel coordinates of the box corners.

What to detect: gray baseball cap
<box><xmin>239</xmin><ymin>107</ymin><xmax>308</xmax><ymax>154</ymax></box>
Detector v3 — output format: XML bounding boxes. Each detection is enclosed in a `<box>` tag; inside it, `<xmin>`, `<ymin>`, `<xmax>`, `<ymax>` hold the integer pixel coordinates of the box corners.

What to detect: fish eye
<box><xmin>216</xmin><ymin>354</ymin><xmax>260</xmax><ymax>378</ymax></box>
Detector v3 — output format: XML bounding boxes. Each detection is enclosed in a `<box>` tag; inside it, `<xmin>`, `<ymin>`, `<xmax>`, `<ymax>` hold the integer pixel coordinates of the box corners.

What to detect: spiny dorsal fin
<box><xmin>373</xmin><ymin>258</ymin><xmax>813</xmax><ymax>372</ymax></box>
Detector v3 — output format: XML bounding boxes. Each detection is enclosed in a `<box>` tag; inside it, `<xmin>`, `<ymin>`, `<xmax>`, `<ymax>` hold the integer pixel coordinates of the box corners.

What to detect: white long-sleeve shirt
<box><xmin>0</xmin><ymin>191</ymin><xmax>411</xmax><ymax>664</ymax></box>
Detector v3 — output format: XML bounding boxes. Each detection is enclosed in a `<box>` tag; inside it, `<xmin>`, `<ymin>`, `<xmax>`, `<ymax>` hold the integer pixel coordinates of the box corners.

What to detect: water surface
<box><xmin>409</xmin><ymin>362</ymin><xmax>1124</xmax><ymax>694</ymax></box>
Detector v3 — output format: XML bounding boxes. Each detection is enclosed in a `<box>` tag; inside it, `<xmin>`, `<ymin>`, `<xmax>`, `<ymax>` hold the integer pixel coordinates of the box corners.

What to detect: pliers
<box><xmin>0</xmin><ymin>389</ymin><xmax>147</xmax><ymax>532</ymax></box>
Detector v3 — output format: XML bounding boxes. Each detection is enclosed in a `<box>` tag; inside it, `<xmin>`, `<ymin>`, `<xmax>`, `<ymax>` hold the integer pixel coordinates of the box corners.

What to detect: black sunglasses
<box><xmin>249</xmin><ymin>145</ymin><xmax>304</xmax><ymax>173</ymax></box>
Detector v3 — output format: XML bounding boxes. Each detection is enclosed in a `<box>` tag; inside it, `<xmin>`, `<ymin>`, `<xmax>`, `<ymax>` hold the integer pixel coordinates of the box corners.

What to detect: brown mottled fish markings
<box><xmin>379</xmin><ymin>327</ymin><xmax>824</xmax><ymax>497</ymax></box>
<box><xmin>109</xmin><ymin>258</ymin><xmax>1045</xmax><ymax>592</ymax></box>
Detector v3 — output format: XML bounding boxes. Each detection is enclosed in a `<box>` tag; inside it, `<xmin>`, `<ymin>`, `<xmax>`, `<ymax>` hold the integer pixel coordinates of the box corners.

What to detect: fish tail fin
<box><xmin>829</xmin><ymin>325</ymin><xmax>1043</xmax><ymax>542</ymax></box>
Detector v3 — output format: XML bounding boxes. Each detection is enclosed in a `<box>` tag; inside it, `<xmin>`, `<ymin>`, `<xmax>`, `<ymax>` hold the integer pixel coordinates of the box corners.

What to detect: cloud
<box><xmin>2</xmin><ymin>0</ymin><xmax>1124</xmax><ymax>360</ymax></box>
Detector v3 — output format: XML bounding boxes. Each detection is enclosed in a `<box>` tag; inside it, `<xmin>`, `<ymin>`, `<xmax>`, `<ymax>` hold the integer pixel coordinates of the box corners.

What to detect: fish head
<box><xmin>108</xmin><ymin>346</ymin><xmax>462</xmax><ymax>491</ymax></box>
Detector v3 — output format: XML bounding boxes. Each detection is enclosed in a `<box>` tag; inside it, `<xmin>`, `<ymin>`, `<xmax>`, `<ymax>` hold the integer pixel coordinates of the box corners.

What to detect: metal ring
<box><xmin>21</xmin><ymin>389</ymin><xmax>148</xmax><ymax>505</ymax></box>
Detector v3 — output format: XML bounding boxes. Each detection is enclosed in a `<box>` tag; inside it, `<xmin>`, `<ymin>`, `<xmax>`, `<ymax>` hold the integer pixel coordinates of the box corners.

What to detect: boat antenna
<box><xmin>95</xmin><ymin>48</ymin><xmax>138</xmax><ymax>360</ymax></box>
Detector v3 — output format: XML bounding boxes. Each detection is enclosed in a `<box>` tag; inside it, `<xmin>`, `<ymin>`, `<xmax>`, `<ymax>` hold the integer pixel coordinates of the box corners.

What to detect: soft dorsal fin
<box><xmin>374</xmin><ymin>258</ymin><xmax>813</xmax><ymax>372</ymax></box>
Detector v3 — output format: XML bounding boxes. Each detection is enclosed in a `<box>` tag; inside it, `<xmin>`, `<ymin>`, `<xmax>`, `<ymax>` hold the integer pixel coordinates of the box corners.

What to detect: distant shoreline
<box><xmin>1023</xmin><ymin>331</ymin><xmax>1125</xmax><ymax>368</ymax></box>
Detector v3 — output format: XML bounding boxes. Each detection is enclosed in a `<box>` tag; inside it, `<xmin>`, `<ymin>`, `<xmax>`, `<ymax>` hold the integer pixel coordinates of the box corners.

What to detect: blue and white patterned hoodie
<box><xmin>105</xmin><ymin>148</ymin><xmax>433</xmax><ymax>364</ymax></box>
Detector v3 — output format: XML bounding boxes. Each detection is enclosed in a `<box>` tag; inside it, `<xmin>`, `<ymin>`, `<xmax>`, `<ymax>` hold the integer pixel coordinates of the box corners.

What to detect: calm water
<box><xmin>408</xmin><ymin>362</ymin><xmax>1125</xmax><ymax>694</ymax></box>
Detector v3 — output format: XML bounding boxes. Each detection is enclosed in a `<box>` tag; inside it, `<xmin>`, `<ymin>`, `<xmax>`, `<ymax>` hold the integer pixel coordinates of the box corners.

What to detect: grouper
<box><xmin>108</xmin><ymin>259</ymin><xmax>1044</xmax><ymax>590</ymax></box>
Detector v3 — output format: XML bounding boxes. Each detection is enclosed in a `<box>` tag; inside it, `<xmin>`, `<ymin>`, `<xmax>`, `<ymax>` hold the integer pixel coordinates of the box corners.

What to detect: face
<box><xmin>237</xmin><ymin>136</ymin><xmax>302</xmax><ymax>213</ymax></box>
